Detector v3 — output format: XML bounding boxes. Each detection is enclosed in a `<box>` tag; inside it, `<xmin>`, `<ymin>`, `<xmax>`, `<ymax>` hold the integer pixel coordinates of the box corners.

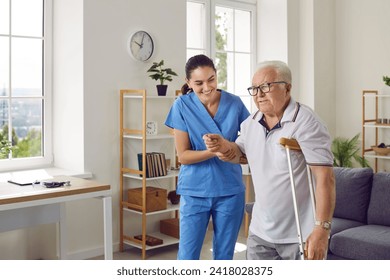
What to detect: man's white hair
<box><xmin>255</xmin><ymin>60</ymin><xmax>292</xmax><ymax>83</ymax></box>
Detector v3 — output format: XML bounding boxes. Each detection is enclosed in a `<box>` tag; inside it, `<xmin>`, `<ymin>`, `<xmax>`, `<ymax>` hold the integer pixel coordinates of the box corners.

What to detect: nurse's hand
<box><xmin>203</xmin><ymin>134</ymin><xmax>230</xmax><ymax>153</ymax></box>
<box><xmin>203</xmin><ymin>134</ymin><xmax>243</xmax><ymax>163</ymax></box>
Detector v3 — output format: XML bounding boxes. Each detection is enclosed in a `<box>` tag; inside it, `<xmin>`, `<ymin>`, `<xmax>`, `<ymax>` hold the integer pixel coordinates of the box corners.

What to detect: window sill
<box><xmin>0</xmin><ymin>167</ymin><xmax>92</xmax><ymax>183</ymax></box>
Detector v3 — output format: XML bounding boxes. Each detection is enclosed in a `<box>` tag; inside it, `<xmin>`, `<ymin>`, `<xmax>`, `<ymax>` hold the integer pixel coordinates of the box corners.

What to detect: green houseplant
<box><xmin>332</xmin><ymin>133</ymin><xmax>370</xmax><ymax>168</ymax></box>
<box><xmin>147</xmin><ymin>60</ymin><xmax>178</xmax><ymax>96</ymax></box>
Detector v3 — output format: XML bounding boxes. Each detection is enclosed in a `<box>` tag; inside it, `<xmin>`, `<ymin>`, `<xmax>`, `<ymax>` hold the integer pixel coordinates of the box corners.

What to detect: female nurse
<box><xmin>165</xmin><ymin>54</ymin><xmax>250</xmax><ymax>259</ymax></box>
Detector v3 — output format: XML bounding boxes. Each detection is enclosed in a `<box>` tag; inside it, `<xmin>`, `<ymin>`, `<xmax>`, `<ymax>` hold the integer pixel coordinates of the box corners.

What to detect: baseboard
<box><xmin>65</xmin><ymin>242</ymin><xmax>120</xmax><ymax>260</ymax></box>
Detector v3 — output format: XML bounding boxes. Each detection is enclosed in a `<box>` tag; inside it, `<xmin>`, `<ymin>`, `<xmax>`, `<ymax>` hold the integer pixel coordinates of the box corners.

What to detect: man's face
<box><xmin>251</xmin><ymin>67</ymin><xmax>291</xmax><ymax>117</ymax></box>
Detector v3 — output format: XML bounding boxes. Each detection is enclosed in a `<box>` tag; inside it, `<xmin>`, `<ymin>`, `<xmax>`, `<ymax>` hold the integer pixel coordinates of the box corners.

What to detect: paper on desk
<box><xmin>3</xmin><ymin>169</ymin><xmax>53</xmax><ymax>186</ymax></box>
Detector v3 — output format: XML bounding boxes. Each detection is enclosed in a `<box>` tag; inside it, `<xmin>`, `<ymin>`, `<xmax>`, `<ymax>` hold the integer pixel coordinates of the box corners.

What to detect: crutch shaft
<box><xmin>286</xmin><ymin>146</ymin><xmax>305</xmax><ymax>260</ymax></box>
<box><xmin>280</xmin><ymin>137</ymin><xmax>317</xmax><ymax>260</ymax></box>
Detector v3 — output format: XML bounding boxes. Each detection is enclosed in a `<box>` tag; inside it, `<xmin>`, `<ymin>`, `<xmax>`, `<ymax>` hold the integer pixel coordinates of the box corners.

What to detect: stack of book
<box><xmin>137</xmin><ymin>152</ymin><xmax>168</xmax><ymax>178</ymax></box>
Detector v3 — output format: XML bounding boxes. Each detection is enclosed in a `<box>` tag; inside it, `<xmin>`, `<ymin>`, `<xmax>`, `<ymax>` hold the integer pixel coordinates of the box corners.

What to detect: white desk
<box><xmin>0</xmin><ymin>176</ymin><xmax>113</xmax><ymax>260</ymax></box>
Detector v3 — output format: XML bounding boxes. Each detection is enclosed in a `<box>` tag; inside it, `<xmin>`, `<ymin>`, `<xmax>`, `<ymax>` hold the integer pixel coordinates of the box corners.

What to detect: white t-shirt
<box><xmin>236</xmin><ymin>98</ymin><xmax>333</xmax><ymax>243</ymax></box>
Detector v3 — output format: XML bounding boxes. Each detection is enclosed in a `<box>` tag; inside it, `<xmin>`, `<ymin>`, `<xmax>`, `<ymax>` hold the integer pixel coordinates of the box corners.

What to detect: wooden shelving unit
<box><xmin>362</xmin><ymin>90</ymin><xmax>390</xmax><ymax>172</ymax></box>
<box><xmin>119</xmin><ymin>89</ymin><xmax>179</xmax><ymax>259</ymax></box>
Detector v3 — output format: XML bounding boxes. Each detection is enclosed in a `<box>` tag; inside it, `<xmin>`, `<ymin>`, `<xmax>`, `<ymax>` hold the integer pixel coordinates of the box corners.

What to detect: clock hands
<box><xmin>133</xmin><ymin>34</ymin><xmax>145</xmax><ymax>49</ymax></box>
<box><xmin>133</xmin><ymin>41</ymin><xmax>142</xmax><ymax>48</ymax></box>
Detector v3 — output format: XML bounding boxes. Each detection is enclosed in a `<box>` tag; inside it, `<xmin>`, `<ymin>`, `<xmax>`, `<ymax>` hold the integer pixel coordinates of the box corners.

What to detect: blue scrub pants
<box><xmin>178</xmin><ymin>192</ymin><xmax>245</xmax><ymax>260</ymax></box>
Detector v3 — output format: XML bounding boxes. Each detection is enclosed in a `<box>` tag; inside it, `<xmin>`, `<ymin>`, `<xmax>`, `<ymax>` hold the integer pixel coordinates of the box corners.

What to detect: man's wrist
<box><xmin>314</xmin><ymin>220</ymin><xmax>332</xmax><ymax>231</ymax></box>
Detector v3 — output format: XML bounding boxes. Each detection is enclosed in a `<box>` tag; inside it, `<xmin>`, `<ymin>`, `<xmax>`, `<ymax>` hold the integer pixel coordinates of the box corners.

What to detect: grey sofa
<box><xmin>245</xmin><ymin>167</ymin><xmax>390</xmax><ymax>260</ymax></box>
<box><xmin>328</xmin><ymin>167</ymin><xmax>390</xmax><ymax>260</ymax></box>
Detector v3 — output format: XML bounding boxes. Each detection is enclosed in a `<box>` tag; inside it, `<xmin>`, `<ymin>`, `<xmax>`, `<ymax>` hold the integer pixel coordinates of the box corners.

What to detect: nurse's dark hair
<box><xmin>181</xmin><ymin>54</ymin><xmax>216</xmax><ymax>95</ymax></box>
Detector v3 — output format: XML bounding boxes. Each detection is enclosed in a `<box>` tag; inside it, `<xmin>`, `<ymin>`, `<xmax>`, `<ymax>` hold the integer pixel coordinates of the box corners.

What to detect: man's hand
<box><xmin>304</xmin><ymin>227</ymin><xmax>329</xmax><ymax>260</ymax></box>
<box><xmin>216</xmin><ymin>149</ymin><xmax>235</xmax><ymax>161</ymax></box>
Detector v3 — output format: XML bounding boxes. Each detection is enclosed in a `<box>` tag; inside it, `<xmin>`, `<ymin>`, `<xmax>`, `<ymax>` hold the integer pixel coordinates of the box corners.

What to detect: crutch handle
<box><xmin>279</xmin><ymin>138</ymin><xmax>301</xmax><ymax>151</ymax></box>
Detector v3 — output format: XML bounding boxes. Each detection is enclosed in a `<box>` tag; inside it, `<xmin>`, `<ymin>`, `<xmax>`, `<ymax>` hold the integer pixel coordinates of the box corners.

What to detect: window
<box><xmin>186</xmin><ymin>0</ymin><xmax>256</xmax><ymax>111</ymax></box>
<box><xmin>0</xmin><ymin>0</ymin><xmax>52</xmax><ymax>171</ymax></box>
<box><xmin>187</xmin><ymin>1</ymin><xmax>208</xmax><ymax>57</ymax></box>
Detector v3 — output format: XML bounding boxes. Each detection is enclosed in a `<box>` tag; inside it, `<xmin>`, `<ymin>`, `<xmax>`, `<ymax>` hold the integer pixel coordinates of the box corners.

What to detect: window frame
<box><xmin>0</xmin><ymin>0</ymin><xmax>53</xmax><ymax>172</ymax></box>
<box><xmin>187</xmin><ymin>0</ymin><xmax>257</xmax><ymax>110</ymax></box>
<box><xmin>186</xmin><ymin>0</ymin><xmax>210</xmax><ymax>56</ymax></box>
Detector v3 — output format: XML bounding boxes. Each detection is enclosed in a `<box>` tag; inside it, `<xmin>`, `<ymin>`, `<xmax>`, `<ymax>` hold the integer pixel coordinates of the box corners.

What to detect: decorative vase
<box><xmin>168</xmin><ymin>190</ymin><xmax>180</xmax><ymax>204</ymax></box>
<box><xmin>156</xmin><ymin>85</ymin><xmax>168</xmax><ymax>96</ymax></box>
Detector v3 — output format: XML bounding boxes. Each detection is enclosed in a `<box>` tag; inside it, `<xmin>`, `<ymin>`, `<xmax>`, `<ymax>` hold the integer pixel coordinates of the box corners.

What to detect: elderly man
<box><xmin>204</xmin><ymin>60</ymin><xmax>335</xmax><ymax>260</ymax></box>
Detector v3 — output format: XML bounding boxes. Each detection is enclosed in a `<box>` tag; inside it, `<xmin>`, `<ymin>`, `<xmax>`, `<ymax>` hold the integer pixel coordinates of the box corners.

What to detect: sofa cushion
<box><xmin>329</xmin><ymin>225</ymin><xmax>390</xmax><ymax>260</ymax></box>
<box><xmin>367</xmin><ymin>172</ymin><xmax>390</xmax><ymax>226</ymax></box>
<box><xmin>330</xmin><ymin>217</ymin><xmax>365</xmax><ymax>236</ymax></box>
<box><xmin>328</xmin><ymin>217</ymin><xmax>365</xmax><ymax>257</ymax></box>
<box><xmin>326</xmin><ymin>253</ymin><xmax>350</xmax><ymax>260</ymax></box>
<box><xmin>333</xmin><ymin>167</ymin><xmax>373</xmax><ymax>223</ymax></box>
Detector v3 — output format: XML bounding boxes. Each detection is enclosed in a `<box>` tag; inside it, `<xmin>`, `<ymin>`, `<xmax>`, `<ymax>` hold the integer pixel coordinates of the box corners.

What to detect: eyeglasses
<box><xmin>247</xmin><ymin>81</ymin><xmax>288</xmax><ymax>96</ymax></box>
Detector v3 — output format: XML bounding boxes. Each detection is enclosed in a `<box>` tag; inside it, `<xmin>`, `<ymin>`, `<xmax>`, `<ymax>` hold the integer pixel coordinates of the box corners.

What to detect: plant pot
<box><xmin>156</xmin><ymin>85</ymin><xmax>168</xmax><ymax>96</ymax></box>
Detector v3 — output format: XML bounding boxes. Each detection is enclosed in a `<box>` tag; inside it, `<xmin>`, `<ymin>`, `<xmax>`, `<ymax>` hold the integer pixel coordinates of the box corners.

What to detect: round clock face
<box><xmin>128</xmin><ymin>31</ymin><xmax>154</xmax><ymax>61</ymax></box>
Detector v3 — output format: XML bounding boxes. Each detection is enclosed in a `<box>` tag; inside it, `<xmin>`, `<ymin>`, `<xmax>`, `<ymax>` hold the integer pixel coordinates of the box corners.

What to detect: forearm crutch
<box><xmin>279</xmin><ymin>138</ymin><xmax>316</xmax><ymax>260</ymax></box>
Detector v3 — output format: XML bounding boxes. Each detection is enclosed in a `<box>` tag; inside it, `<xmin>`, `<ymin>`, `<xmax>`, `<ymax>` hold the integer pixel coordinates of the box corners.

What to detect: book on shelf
<box><xmin>146</xmin><ymin>153</ymin><xmax>153</xmax><ymax>177</ymax></box>
<box><xmin>137</xmin><ymin>152</ymin><xmax>168</xmax><ymax>178</ymax></box>
<box><xmin>137</xmin><ymin>153</ymin><xmax>148</xmax><ymax>178</ymax></box>
<box><xmin>160</xmin><ymin>153</ymin><xmax>167</xmax><ymax>176</ymax></box>
<box><xmin>153</xmin><ymin>153</ymin><xmax>160</xmax><ymax>177</ymax></box>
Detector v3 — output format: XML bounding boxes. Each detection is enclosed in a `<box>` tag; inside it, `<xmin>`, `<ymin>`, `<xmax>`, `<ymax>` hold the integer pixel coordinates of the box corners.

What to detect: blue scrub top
<box><xmin>165</xmin><ymin>90</ymin><xmax>250</xmax><ymax>197</ymax></box>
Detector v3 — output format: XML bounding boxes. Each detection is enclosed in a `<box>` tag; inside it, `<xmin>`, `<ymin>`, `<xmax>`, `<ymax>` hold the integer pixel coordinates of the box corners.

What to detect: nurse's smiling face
<box><xmin>186</xmin><ymin>66</ymin><xmax>218</xmax><ymax>103</ymax></box>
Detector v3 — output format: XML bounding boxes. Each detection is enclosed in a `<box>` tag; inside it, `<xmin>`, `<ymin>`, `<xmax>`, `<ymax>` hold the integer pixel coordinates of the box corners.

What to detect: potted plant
<box><xmin>383</xmin><ymin>76</ymin><xmax>390</xmax><ymax>87</ymax></box>
<box><xmin>332</xmin><ymin>133</ymin><xmax>370</xmax><ymax>167</ymax></box>
<box><xmin>147</xmin><ymin>60</ymin><xmax>178</xmax><ymax>96</ymax></box>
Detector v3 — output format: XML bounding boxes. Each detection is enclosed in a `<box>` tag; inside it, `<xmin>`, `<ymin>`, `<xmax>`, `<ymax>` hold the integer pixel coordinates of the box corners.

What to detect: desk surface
<box><xmin>0</xmin><ymin>175</ymin><xmax>113</xmax><ymax>259</ymax></box>
<box><xmin>0</xmin><ymin>176</ymin><xmax>110</xmax><ymax>206</ymax></box>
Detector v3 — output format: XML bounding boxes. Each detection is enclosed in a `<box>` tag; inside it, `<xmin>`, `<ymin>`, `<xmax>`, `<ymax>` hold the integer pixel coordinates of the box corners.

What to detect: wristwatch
<box><xmin>315</xmin><ymin>220</ymin><xmax>332</xmax><ymax>230</ymax></box>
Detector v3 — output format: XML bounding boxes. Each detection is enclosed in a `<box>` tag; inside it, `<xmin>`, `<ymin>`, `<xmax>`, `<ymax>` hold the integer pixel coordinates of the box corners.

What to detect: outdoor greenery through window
<box><xmin>187</xmin><ymin>0</ymin><xmax>256</xmax><ymax>112</ymax></box>
<box><xmin>0</xmin><ymin>0</ymin><xmax>51</xmax><ymax>168</ymax></box>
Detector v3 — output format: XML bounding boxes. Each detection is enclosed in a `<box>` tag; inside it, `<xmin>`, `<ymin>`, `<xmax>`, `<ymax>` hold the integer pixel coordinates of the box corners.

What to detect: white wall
<box><xmin>289</xmin><ymin>0</ymin><xmax>390</xmax><ymax>142</ymax></box>
<box><xmin>257</xmin><ymin>0</ymin><xmax>288</xmax><ymax>63</ymax></box>
<box><xmin>282</xmin><ymin>0</ymin><xmax>389</xmax><ymax>164</ymax></box>
<box><xmin>335</xmin><ymin>0</ymin><xmax>390</xmax><ymax>136</ymax></box>
<box><xmin>334</xmin><ymin>0</ymin><xmax>390</xmax><ymax>171</ymax></box>
<box><xmin>313</xmin><ymin>0</ymin><xmax>336</xmax><ymax>137</ymax></box>
<box><xmin>53</xmin><ymin>0</ymin><xmax>85</xmax><ymax>172</ymax></box>
<box><xmin>81</xmin><ymin>0</ymin><xmax>186</xmax><ymax>258</ymax></box>
<box><xmin>296</xmin><ymin>0</ymin><xmax>315</xmax><ymax>109</ymax></box>
<box><xmin>258</xmin><ymin>0</ymin><xmax>336</xmax><ymax>135</ymax></box>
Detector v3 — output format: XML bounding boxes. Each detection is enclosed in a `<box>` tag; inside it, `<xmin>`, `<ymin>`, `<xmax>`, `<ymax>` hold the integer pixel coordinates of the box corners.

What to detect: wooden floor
<box><xmin>90</xmin><ymin>224</ymin><xmax>248</xmax><ymax>260</ymax></box>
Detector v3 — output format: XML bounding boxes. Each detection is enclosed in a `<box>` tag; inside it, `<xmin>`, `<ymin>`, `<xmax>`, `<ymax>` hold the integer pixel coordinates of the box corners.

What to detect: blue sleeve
<box><xmin>239</xmin><ymin>102</ymin><xmax>250</xmax><ymax>126</ymax></box>
<box><xmin>165</xmin><ymin>97</ymin><xmax>188</xmax><ymax>132</ymax></box>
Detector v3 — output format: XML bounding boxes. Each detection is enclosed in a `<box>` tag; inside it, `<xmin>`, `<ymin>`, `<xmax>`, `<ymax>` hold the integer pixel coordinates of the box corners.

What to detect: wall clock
<box><xmin>146</xmin><ymin>121</ymin><xmax>158</xmax><ymax>135</ymax></box>
<box><xmin>128</xmin><ymin>31</ymin><xmax>154</xmax><ymax>62</ymax></box>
